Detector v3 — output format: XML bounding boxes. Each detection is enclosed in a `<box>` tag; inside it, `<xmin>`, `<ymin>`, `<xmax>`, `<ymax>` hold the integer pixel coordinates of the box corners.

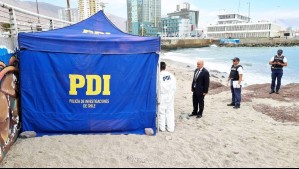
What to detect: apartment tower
<box><xmin>127</xmin><ymin>0</ymin><xmax>161</xmax><ymax>36</ymax></box>
<box><xmin>78</xmin><ymin>0</ymin><xmax>103</xmax><ymax>21</ymax></box>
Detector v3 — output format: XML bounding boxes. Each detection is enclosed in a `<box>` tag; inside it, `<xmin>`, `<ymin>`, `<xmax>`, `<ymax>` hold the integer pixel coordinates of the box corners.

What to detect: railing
<box><xmin>0</xmin><ymin>1</ymin><xmax>73</xmax><ymax>37</ymax></box>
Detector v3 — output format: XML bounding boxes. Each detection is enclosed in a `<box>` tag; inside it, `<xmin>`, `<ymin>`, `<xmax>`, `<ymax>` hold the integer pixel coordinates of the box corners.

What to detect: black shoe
<box><xmin>188</xmin><ymin>113</ymin><xmax>197</xmax><ymax>117</ymax></box>
<box><xmin>276</xmin><ymin>91</ymin><xmax>280</xmax><ymax>94</ymax></box>
<box><xmin>269</xmin><ymin>91</ymin><xmax>275</xmax><ymax>94</ymax></box>
<box><xmin>196</xmin><ymin>115</ymin><xmax>202</xmax><ymax>119</ymax></box>
<box><xmin>227</xmin><ymin>103</ymin><xmax>235</xmax><ymax>106</ymax></box>
<box><xmin>233</xmin><ymin>105</ymin><xmax>240</xmax><ymax>109</ymax></box>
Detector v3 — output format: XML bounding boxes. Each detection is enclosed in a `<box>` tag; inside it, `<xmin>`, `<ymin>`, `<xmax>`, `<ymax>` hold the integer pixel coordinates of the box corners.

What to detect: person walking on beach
<box><xmin>269</xmin><ymin>49</ymin><xmax>288</xmax><ymax>94</ymax></box>
<box><xmin>189</xmin><ymin>59</ymin><xmax>210</xmax><ymax>119</ymax></box>
<box><xmin>227</xmin><ymin>57</ymin><xmax>243</xmax><ymax>109</ymax></box>
<box><xmin>159</xmin><ymin>62</ymin><xmax>176</xmax><ymax>132</ymax></box>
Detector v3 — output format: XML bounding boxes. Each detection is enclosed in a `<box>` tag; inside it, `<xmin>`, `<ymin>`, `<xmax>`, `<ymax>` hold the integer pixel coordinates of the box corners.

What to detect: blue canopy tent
<box><xmin>18</xmin><ymin>11</ymin><xmax>160</xmax><ymax>135</ymax></box>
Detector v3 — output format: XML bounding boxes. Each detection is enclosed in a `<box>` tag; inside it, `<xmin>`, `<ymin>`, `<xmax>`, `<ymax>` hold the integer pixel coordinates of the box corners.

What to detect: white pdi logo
<box><xmin>82</xmin><ymin>29</ymin><xmax>111</xmax><ymax>35</ymax></box>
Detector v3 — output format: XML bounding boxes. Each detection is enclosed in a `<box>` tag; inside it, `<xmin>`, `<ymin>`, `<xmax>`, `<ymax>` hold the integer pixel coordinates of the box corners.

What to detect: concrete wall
<box><xmin>0</xmin><ymin>37</ymin><xmax>20</xmax><ymax>163</ymax></box>
<box><xmin>238</xmin><ymin>38</ymin><xmax>299</xmax><ymax>47</ymax></box>
<box><xmin>161</xmin><ymin>39</ymin><xmax>218</xmax><ymax>50</ymax></box>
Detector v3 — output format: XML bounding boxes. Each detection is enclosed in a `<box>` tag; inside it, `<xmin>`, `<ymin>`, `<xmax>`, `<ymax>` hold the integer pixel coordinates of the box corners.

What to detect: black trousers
<box><xmin>192</xmin><ymin>92</ymin><xmax>205</xmax><ymax>116</ymax></box>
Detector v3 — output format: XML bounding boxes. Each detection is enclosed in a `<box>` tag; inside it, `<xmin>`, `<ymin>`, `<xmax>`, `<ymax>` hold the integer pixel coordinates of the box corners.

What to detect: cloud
<box><xmin>161</xmin><ymin>0</ymin><xmax>181</xmax><ymax>15</ymax></box>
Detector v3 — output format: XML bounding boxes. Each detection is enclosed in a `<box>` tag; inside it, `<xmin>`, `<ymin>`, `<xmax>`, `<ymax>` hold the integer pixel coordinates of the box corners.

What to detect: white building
<box><xmin>178</xmin><ymin>18</ymin><xmax>192</xmax><ymax>37</ymax></box>
<box><xmin>78</xmin><ymin>0</ymin><xmax>103</xmax><ymax>21</ymax></box>
<box><xmin>161</xmin><ymin>2</ymin><xmax>199</xmax><ymax>37</ymax></box>
<box><xmin>58</xmin><ymin>8</ymin><xmax>79</xmax><ymax>23</ymax></box>
<box><xmin>207</xmin><ymin>13</ymin><xmax>282</xmax><ymax>39</ymax></box>
<box><xmin>176</xmin><ymin>2</ymin><xmax>190</xmax><ymax>11</ymax></box>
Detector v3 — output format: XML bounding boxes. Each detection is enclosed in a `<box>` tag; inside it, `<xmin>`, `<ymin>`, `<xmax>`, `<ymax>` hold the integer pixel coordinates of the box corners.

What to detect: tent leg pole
<box><xmin>156</xmin><ymin>54</ymin><xmax>161</xmax><ymax>134</ymax></box>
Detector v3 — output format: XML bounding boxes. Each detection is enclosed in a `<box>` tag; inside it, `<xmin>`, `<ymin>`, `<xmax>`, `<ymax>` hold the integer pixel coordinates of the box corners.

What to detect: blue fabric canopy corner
<box><xmin>18</xmin><ymin>11</ymin><xmax>160</xmax><ymax>136</ymax></box>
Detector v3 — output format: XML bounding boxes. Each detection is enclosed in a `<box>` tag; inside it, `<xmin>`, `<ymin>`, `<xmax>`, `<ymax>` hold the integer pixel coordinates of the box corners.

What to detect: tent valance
<box><xmin>18</xmin><ymin>11</ymin><xmax>160</xmax><ymax>54</ymax></box>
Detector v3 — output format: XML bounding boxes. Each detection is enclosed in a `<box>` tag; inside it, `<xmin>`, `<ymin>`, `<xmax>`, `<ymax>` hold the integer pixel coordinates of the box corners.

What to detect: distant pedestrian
<box><xmin>189</xmin><ymin>59</ymin><xmax>210</xmax><ymax>118</ymax></box>
<box><xmin>227</xmin><ymin>57</ymin><xmax>243</xmax><ymax>109</ymax></box>
<box><xmin>269</xmin><ymin>49</ymin><xmax>288</xmax><ymax>94</ymax></box>
<box><xmin>159</xmin><ymin>62</ymin><xmax>176</xmax><ymax>132</ymax></box>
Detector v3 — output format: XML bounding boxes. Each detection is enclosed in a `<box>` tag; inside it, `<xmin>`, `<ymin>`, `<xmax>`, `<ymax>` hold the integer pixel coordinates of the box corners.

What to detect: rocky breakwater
<box><xmin>161</xmin><ymin>39</ymin><xmax>218</xmax><ymax>50</ymax></box>
<box><xmin>219</xmin><ymin>38</ymin><xmax>299</xmax><ymax>47</ymax></box>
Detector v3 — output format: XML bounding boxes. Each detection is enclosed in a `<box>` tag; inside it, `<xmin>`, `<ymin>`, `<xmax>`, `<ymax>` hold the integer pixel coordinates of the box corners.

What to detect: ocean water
<box><xmin>162</xmin><ymin>46</ymin><xmax>299</xmax><ymax>86</ymax></box>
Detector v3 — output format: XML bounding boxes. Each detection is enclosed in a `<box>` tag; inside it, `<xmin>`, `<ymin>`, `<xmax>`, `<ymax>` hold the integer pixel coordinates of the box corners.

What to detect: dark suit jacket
<box><xmin>191</xmin><ymin>68</ymin><xmax>210</xmax><ymax>94</ymax></box>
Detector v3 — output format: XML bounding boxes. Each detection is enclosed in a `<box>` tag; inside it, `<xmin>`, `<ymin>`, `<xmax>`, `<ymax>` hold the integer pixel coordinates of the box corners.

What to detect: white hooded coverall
<box><xmin>159</xmin><ymin>70</ymin><xmax>176</xmax><ymax>132</ymax></box>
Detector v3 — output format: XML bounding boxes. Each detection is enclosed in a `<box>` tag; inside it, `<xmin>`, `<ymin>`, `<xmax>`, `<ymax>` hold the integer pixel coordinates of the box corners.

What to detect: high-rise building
<box><xmin>78</xmin><ymin>0</ymin><xmax>103</xmax><ymax>21</ymax></box>
<box><xmin>127</xmin><ymin>0</ymin><xmax>161</xmax><ymax>36</ymax></box>
<box><xmin>58</xmin><ymin>8</ymin><xmax>79</xmax><ymax>23</ymax></box>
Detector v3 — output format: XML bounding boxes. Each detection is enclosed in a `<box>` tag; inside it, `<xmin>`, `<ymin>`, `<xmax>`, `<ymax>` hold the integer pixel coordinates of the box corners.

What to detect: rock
<box><xmin>210</xmin><ymin>81</ymin><xmax>225</xmax><ymax>90</ymax></box>
<box><xmin>211</xmin><ymin>74</ymin><xmax>218</xmax><ymax>78</ymax></box>
<box><xmin>144</xmin><ymin>128</ymin><xmax>154</xmax><ymax>136</ymax></box>
<box><xmin>19</xmin><ymin>131</ymin><xmax>37</xmax><ymax>138</ymax></box>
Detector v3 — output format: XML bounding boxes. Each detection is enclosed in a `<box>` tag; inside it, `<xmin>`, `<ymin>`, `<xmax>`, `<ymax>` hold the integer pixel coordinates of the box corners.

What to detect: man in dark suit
<box><xmin>189</xmin><ymin>59</ymin><xmax>210</xmax><ymax>118</ymax></box>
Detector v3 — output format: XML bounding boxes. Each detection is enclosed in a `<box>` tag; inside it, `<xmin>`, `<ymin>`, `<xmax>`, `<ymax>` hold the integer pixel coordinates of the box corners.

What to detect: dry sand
<box><xmin>1</xmin><ymin>60</ymin><xmax>298</xmax><ymax>168</ymax></box>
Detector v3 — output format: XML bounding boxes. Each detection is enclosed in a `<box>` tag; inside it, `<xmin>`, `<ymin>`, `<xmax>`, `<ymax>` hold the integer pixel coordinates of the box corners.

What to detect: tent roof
<box><xmin>18</xmin><ymin>11</ymin><xmax>160</xmax><ymax>54</ymax></box>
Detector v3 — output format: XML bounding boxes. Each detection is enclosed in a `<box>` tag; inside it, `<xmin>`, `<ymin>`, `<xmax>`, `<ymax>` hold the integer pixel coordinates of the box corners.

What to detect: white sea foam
<box><xmin>163</xmin><ymin>47</ymin><xmax>299</xmax><ymax>85</ymax></box>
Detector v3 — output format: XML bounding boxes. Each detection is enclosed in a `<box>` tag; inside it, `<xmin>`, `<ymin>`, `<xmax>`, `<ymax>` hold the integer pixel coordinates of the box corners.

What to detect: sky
<box><xmin>27</xmin><ymin>0</ymin><xmax>299</xmax><ymax>28</ymax></box>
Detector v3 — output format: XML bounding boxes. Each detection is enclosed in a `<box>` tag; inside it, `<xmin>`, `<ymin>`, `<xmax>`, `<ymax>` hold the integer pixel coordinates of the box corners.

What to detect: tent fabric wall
<box><xmin>18</xmin><ymin>11</ymin><xmax>160</xmax><ymax>135</ymax></box>
<box><xmin>20</xmin><ymin>52</ymin><xmax>158</xmax><ymax>135</ymax></box>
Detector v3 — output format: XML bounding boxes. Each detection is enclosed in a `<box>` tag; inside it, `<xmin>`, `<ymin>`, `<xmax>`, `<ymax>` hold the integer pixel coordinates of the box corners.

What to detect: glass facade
<box><xmin>166</xmin><ymin>10</ymin><xmax>199</xmax><ymax>37</ymax></box>
<box><xmin>127</xmin><ymin>0</ymin><xmax>161</xmax><ymax>36</ymax></box>
<box><xmin>167</xmin><ymin>10</ymin><xmax>199</xmax><ymax>30</ymax></box>
<box><xmin>161</xmin><ymin>17</ymin><xmax>180</xmax><ymax>37</ymax></box>
<box><xmin>161</xmin><ymin>16</ymin><xmax>193</xmax><ymax>37</ymax></box>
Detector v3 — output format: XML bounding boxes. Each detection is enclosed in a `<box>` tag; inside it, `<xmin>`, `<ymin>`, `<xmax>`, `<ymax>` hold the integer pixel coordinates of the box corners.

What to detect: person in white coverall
<box><xmin>159</xmin><ymin>62</ymin><xmax>176</xmax><ymax>132</ymax></box>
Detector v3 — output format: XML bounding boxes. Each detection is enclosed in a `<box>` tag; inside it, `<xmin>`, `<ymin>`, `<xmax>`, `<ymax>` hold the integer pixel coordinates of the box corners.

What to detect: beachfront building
<box><xmin>207</xmin><ymin>13</ymin><xmax>282</xmax><ymax>39</ymax></box>
<box><xmin>166</xmin><ymin>2</ymin><xmax>199</xmax><ymax>37</ymax></box>
<box><xmin>58</xmin><ymin>8</ymin><xmax>79</xmax><ymax>23</ymax></box>
<box><xmin>78</xmin><ymin>0</ymin><xmax>103</xmax><ymax>21</ymax></box>
<box><xmin>127</xmin><ymin>0</ymin><xmax>161</xmax><ymax>36</ymax></box>
<box><xmin>161</xmin><ymin>16</ymin><xmax>192</xmax><ymax>37</ymax></box>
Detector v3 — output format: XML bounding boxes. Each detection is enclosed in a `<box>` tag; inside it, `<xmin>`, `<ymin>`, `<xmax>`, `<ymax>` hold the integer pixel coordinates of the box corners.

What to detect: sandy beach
<box><xmin>1</xmin><ymin>59</ymin><xmax>299</xmax><ymax>168</ymax></box>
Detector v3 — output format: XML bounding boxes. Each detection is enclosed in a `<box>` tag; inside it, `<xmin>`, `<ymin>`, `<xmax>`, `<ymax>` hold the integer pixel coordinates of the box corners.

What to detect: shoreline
<box><xmin>161</xmin><ymin>58</ymin><xmax>229</xmax><ymax>86</ymax></box>
<box><xmin>161</xmin><ymin>47</ymin><xmax>299</xmax><ymax>86</ymax></box>
<box><xmin>163</xmin><ymin>58</ymin><xmax>299</xmax><ymax>89</ymax></box>
<box><xmin>163</xmin><ymin>58</ymin><xmax>299</xmax><ymax>123</ymax></box>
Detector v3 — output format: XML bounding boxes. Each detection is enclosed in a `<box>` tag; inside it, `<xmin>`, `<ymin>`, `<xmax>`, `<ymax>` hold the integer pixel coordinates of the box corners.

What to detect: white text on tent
<box><xmin>82</xmin><ymin>29</ymin><xmax>111</xmax><ymax>35</ymax></box>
